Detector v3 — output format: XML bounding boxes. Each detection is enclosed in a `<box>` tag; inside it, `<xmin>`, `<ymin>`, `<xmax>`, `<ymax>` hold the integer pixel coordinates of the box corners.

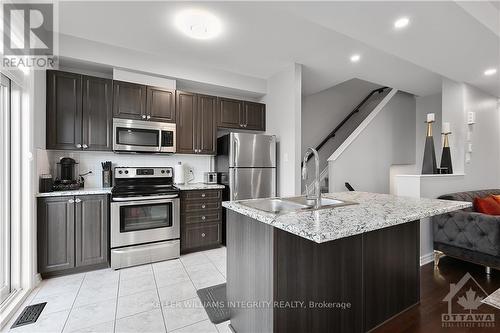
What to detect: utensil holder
<box><xmin>102</xmin><ymin>170</ymin><xmax>112</xmax><ymax>188</ymax></box>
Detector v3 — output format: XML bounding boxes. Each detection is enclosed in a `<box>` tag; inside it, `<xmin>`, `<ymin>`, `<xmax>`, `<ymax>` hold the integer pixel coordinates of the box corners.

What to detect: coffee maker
<box><xmin>53</xmin><ymin>157</ymin><xmax>82</xmax><ymax>191</ymax></box>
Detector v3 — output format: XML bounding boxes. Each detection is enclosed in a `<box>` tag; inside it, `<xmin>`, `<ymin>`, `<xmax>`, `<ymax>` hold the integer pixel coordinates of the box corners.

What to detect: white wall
<box><xmin>37</xmin><ymin>150</ymin><xmax>213</xmax><ymax>189</ymax></box>
<box><xmin>415</xmin><ymin>93</ymin><xmax>442</xmax><ymax>169</ymax></box>
<box><xmin>442</xmin><ymin>78</ymin><xmax>466</xmax><ymax>174</ymax></box>
<box><xmin>264</xmin><ymin>64</ymin><xmax>302</xmax><ymax>196</ymax></box>
<box><xmin>301</xmin><ymin>78</ymin><xmax>383</xmax><ymax>175</ymax></box>
<box><xmin>59</xmin><ymin>34</ymin><xmax>267</xmax><ymax>96</ymax></box>
<box><xmin>328</xmin><ymin>91</ymin><xmax>416</xmax><ymax>193</ymax></box>
<box><xmin>394</xmin><ymin>79</ymin><xmax>500</xmax><ymax>262</ymax></box>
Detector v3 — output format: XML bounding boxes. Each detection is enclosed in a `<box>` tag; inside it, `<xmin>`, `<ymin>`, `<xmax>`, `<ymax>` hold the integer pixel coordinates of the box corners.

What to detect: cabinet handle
<box><xmin>75</xmin><ymin>198</ymin><xmax>81</xmax><ymax>203</ymax></box>
<box><xmin>141</xmin><ymin>115</ymin><xmax>146</xmax><ymax>119</ymax></box>
<box><xmin>68</xmin><ymin>199</ymin><xmax>75</xmax><ymax>204</ymax></box>
<box><xmin>76</xmin><ymin>144</ymin><xmax>82</xmax><ymax>149</ymax></box>
<box><xmin>147</xmin><ymin>115</ymin><xmax>151</xmax><ymax>120</ymax></box>
<box><xmin>201</xmin><ymin>233</ymin><xmax>206</xmax><ymax>238</ymax></box>
<box><xmin>239</xmin><ymin>124</ymin><xmax>244</xmax><ymax>128</ymax></box>
<box><xmin>201</xmin><ymin>216</ymin><xmax>206</xmax><ymax>221</ymax></box>
<box><xmin>201</xmin><ymin>204</ymin><xmax>206</xmax><ymax>209</ymax></box>
<box><xmin>82</xmin><ymin>144</ymin><xmax>88</xmax><ymax>149</ymax></box>
<box><xmin>201</xmin><ymin>193</ymin><xmax>206</xmax><ymax>198</ymax></box>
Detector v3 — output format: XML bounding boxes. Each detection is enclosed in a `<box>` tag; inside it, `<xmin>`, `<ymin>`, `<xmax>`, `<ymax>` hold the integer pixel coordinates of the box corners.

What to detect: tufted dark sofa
<box><xmin>433</xmin><ymin>189</ymin><xmax>500</xmax><ymax>271</ymax></box>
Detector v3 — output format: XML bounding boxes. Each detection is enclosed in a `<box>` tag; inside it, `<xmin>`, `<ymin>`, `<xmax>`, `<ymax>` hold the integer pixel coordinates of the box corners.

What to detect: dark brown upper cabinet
<box><xmin>46</xmin><ymin>70</ymin><xmax>83</xmax><ymax>150</ymax></box>
<box><xmin>217</xmin><ymin>97</ymin><xmax>266</xmax><ymax>131</ymax></box>
<box><xmin>112</xmin><ymin>80</ymin><xmax>146</xmax><ymax>120</ymax></box>
<box><xmin>243</xmin><ymin>101</ymin><xmax>266</xmax><ymax>131</ymax></box>
<box><xmin>197</xmin><ymin>94</ymin><xmax>217</xmax><ymax>154</ymax></box>
<box><xmin>146</xmin><ymin>86</ymin><xmax>175</xmax><ymax>123</ymax></box>
<box><xmin>176</xmin><ymin>91</ymin><xmax>216</xmax><ymax>155</ymax></box>
<box><xmin>46</xmin><ymin>70</ymin><xmax>112</xmax><ymax>151</ymax></box>
<box><xmin>82</xmin><ymin>76</ymin><xmax>113</xmax><ymax>151</ymax></box>
<box><xmin>176</xmin><ymin>91</ymin><xmax>196</xmax><ymax>154</ymax></box>
<box><xmin>217</xmin><ymin>97</ymin><xmax>243</xmax><ymax>129</ymax></box>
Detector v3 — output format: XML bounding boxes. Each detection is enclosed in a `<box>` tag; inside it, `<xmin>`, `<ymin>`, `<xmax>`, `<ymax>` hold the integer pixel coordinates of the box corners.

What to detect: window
<box><xmin>0</xmin><ymin>74</ymin><xmax>11</xmax><ymax>304</ymax></box>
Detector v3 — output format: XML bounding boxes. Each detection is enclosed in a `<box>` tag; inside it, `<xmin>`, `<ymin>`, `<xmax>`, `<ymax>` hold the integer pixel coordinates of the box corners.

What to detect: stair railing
<box><xmin>302</xmin><ymin>86</ymin><xmax>388</xmax><ymax>167</ymax></box>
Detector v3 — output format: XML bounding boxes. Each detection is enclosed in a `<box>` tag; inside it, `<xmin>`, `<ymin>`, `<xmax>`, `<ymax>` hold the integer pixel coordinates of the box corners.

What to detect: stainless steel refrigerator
<box><xmin>216</xmin><ymin>133</ymin><xmax>276</xmax><ymax>201</ymax></box>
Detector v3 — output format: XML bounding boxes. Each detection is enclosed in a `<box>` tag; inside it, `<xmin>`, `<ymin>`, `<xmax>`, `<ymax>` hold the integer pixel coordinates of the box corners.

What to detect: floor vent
<box><xmin>10</xmin><ymin>302</ymin><xmax>46</xmax><ymax>329</ymax></box>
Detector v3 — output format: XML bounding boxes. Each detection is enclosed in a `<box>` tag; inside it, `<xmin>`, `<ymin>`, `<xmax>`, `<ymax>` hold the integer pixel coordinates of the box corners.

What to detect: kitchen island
<box><xmin>222</xmin><ymin>192</ymin><xmax>471</xmax><ymax>333</ymax></box>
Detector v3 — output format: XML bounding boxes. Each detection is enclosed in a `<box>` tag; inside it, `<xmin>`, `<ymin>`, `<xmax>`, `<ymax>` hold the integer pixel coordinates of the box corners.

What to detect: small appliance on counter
<box><xmin>39</xmin><ymin>174</ymin><xmax>53</xmax><ymax>193</ymax></box>
<box><xmin>53</xmin><ymin>157</ymin><xmax>82</xmax><ymax>191</ymax></box>
<box><xmin>204</xmin><ymin>172</ymin><xmax>217</xmax><ymax>184</ymax></box>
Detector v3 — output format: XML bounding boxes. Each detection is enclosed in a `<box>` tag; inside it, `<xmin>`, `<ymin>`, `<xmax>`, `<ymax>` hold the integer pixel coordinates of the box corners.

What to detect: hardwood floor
<box><xmin>374</xmin><ymin>256</ymin><xmax>500</xmax><ymax>333</ymax></box>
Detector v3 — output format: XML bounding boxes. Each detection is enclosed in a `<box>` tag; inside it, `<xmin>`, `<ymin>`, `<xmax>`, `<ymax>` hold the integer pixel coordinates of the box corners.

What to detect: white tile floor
<box><xmin>2</xmin><ymin>247</ymin><xmax>231</xmax><ymax>333</ymax></box>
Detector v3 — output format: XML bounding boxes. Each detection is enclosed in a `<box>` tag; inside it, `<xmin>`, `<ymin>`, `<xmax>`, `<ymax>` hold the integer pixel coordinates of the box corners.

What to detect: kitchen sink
<box><xmin>240</xmin><ymin>196</ymin><xmax>357</xmax><ymax>214</ymax></box>
<box><xmin>240</xmin><ymin>198</ymin><xmax>310</xmax><ymax>214</ymax></box>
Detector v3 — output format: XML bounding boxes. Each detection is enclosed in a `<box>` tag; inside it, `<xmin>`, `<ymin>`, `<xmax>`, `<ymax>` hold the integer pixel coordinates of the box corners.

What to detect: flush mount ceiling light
<box><xmin>484</xmin><ymin>68</ymin><xmax>497</xmax><ymax>76</ymax></box>
<box><xmin>350</xmin><ymin>54</ymin><xmax>361</xmax><ymax>63</ymax></box>
<box><xmin>394</xmin><ymin>17</ymin><xmax>410</xmax><ymax>29</ymax></box>
<box><xmin>174</xmin><ymin>9</ymin><xmax>222</xmax><ymax>40</ymax></box>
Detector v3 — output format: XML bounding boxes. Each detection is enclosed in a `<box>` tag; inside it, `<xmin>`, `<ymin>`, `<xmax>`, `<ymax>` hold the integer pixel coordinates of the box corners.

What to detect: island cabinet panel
<box><xmin>227</xmin><ymin>211</ymin><xmax>274</xmax><ymax>333</ymax></box>
<box><xmin>362</xmin><ymin>221</ymin><xmax>420</xmax><ymax>331</ymax></box>
<box><xmin>273</xmin><ymin>229</ymin><xmax>364</xmax><ymax>333</ymax></box>
<box><xmin>226</xmin><ymin>211</ymin><xmax>421</xmax><ymax>333</ymax></box>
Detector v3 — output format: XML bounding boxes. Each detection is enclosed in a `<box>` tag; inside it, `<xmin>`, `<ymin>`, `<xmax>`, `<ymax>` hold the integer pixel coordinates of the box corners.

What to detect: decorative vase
<box><xmin>422</xmin><ymin>120</ymin><xmax>437</xmax><ymax>174</ymax></box>
<box><xmin>440</xmin><ymin>132</ymin><xmax>453</xmax><ymax>174</ymax></box>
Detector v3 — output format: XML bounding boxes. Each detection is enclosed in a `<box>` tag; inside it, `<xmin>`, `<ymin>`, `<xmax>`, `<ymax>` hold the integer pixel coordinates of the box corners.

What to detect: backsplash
<box><xmin>37</xmin><ymin>149</ymin><xmax>214</xmax><ymax>189</ymax></box>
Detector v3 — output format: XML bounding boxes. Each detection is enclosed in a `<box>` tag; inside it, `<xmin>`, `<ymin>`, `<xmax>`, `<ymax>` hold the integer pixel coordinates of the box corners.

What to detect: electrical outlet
<box><xmin>467</xmin><ymin>111</ymin><xmax>476</xmax><ymax>125</ymax></box>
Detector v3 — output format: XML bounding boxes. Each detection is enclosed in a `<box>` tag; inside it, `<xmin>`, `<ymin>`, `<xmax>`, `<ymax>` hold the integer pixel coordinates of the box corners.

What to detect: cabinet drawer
<box><xmin>182</xmin><ymin>210</ymin><xmax>222</xmax><ymax>225</ymax></box>
<box><xmin>181</xmin><ymin>190</ymin><xmax>222</xmax><ymax>201</ymax></box>
<box><xmin>181</xmin><ymin>200</ymin><xmax>221</xmax><ymax>212</ymax></box>
<box><xmin>182</xmin><ymin>222</ymin><xmax>221</xmax><ymax>250</ymax></box>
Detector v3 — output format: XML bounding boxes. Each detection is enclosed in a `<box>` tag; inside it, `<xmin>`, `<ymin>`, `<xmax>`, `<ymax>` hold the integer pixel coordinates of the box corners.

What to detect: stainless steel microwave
<box><xmin>113</xmin><ymin>118</ymin><xmax>176</xmax><ymax>153</ymax></box>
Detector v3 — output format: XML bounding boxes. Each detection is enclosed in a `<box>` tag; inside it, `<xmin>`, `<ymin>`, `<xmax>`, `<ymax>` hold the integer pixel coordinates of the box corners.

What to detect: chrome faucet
<box><xmin>302</xmin><ymin>147</ymin><xmax>321</xmax><ymax>209</ymax></box>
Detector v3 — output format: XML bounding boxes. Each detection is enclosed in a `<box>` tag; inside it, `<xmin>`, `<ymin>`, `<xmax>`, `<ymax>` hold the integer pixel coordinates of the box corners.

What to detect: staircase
<box><xmin>302</xmin><ymin>86</ymin><xmax>392</xmax><ymax>194</ymax></box>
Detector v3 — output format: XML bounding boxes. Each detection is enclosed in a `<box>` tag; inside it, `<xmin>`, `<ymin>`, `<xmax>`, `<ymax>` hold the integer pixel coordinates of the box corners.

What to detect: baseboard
<box><xmin>420</xmin><ymin>252</ymin><xmax>434</xmax><ymax>266</ymax></box>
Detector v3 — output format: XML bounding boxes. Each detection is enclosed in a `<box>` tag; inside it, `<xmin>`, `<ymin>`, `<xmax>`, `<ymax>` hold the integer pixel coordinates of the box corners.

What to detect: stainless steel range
<box><xmin>110</xmin><ymin>167</ymin><xmax>180</xmax><ymax>269</ymax></box>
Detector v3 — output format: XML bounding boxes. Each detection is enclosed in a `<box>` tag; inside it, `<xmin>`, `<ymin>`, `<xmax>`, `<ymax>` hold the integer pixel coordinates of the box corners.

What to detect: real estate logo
<box><xmin>441</xmin><ymin>272</ymin><xmax>495</xmax><ymax>328</ymax></box>
<box><xmin>2</xmin><ymin>2</ymin><xmax>57</xmax><ymax>71</ymax></box>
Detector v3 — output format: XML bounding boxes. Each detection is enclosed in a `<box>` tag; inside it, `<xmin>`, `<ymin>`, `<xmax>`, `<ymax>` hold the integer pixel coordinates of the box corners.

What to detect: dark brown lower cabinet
<box><xmin>38</xmin><ymin>194</ymin><xmax>109</xmax><ymax>277</ymax></box>
<box><xmin>180</xmin><ymin>189</ymin><xmax>223</xmax><ymax>253</ymax></box>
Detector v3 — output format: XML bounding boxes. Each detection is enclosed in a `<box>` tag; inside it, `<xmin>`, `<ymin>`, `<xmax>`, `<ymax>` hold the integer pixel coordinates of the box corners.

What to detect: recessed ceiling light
<box><xmin>174</xmin><ymin>9</ymin><xmax>222</xmax><ymax>40</ymax></box>
<box><xmin>394</xmin><ymin>17</ymin><xmax>410</xmax><ymax>29</ymax></box>
<box><xmin>484</xmin><ymin>68</ymin><xmax>497</xmax><ymax>76</ymax></box>
<box><xmin>350</xmin><ymin>54</ymin><xmax>361</xmax><ymax>63</ymax></box>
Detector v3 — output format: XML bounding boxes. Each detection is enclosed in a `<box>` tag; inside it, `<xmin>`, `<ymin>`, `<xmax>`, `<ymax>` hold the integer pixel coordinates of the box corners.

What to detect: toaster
<box><xmin>204</xmin><ymin>172</ymin><xmax>218</xmax><ymax>184</ymax></box>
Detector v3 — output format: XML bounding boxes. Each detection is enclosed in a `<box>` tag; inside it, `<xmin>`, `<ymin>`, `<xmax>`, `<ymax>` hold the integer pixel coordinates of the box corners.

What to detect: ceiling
<box><xmin>57</xmin><ymin>1</ymin><xmax>500</xmax><ymax>97</ymax></box>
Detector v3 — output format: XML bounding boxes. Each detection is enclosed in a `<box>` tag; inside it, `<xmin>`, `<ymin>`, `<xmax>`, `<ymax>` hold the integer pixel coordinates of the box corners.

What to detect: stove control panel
<box><xmin>114</xmin><ymin>167</ymin><xmax>173</xmax><ymax>179</ymax></box>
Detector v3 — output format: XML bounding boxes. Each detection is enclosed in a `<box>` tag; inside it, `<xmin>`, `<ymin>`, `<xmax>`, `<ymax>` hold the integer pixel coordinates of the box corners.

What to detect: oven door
<box><xmin>111</xmin><ymin>197</ymin><xmax>180</xmax><ymax>248</ymax></box>
<box><xmin>113</xmin><ymin>119</ymin><xmax>161</xmax><ymax>153</ymax></box>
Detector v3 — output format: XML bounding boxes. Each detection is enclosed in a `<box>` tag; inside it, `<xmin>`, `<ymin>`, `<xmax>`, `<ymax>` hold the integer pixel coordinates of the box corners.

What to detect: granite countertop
<box><xmin>36</xmin><ymin>188</ymin><xmax>113</xmax><ymax>197</ymax></box>
<box><xmin>222</xmin><ymin>191</ymin><xmax>472</xmax><ymax>243</ymax></box>
<box><xmin>175</xmin><ymin>183</ymin><xmax>225</xmax><ymax>190</ymax></box>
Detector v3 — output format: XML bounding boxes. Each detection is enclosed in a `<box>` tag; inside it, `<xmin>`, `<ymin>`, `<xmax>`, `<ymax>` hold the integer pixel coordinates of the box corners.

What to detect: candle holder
<box><xmin>422</xmin><ymin>119</ymin><xmax>437</xmax><ymax>174</ymax></box>
<box><xmin>440</xmin><ymin>131</ymin><xmax>453</xmax><ymax>174</ymax></box>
